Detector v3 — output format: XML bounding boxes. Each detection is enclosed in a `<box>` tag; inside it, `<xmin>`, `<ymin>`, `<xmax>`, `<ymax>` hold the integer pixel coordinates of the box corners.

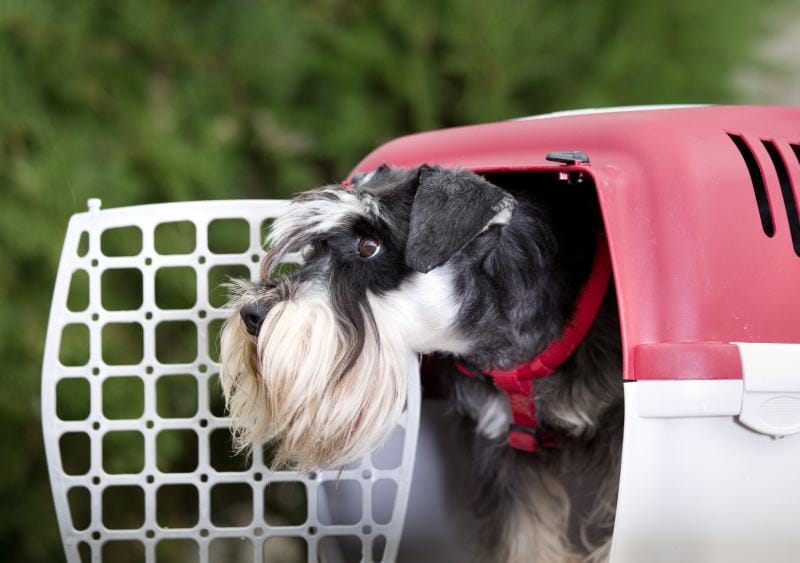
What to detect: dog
<box><xmin>220</xmin><ymin>165</ymin><xmax>623</xmax><ymax>562</ymax></box>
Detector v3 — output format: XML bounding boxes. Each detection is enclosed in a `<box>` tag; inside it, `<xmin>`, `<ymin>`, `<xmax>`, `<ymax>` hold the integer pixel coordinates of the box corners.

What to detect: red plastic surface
<box><xmin>348</xmin><ymin>106</ymin><xmax>800</xmax><ymax>380</ymax></box>
<box><xmin>634</xmin><ymin>343</ymin><xmax>742</xmax><ymax>380</ymax></box>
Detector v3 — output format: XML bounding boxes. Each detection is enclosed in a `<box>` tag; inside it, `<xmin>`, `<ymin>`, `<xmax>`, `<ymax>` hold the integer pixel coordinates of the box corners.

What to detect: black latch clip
<box><xmin>545</xmin><ymin>151</ymin><xmax>590</xmax><ymax>165</ymax></box>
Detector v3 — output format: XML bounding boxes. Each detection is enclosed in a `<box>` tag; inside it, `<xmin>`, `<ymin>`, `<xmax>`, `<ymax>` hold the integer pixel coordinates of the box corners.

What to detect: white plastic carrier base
<box><xmin>41</xmin><ymin>199</ymin><xmax>422</xmax><ymax>563</ymax></box>
<box><xmin>611</xmin><ymin>346</ymin><xmax>800</xmax><ymax>563</ymax></box>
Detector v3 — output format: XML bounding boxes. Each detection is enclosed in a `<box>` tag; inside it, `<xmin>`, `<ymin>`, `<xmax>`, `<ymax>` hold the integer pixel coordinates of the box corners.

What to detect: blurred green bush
<box><xmin>0</xmin><ymin>0</ymin><xmax>782</xmax><ymax>560</ymax></box>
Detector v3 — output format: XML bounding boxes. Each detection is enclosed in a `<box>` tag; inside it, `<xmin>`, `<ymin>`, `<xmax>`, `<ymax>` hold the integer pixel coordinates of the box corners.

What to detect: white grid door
<box><xmin>41</xmin><ymin>199</ymin><xmax>421</xmax><ymax>563</ymax></box>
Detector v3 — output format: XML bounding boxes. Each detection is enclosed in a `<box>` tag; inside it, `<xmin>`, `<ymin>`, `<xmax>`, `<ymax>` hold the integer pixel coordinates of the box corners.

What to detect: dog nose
<box><xmin>240</xmin><ymin>301</ymin><xmax>270</xmax><ymax>337</ymax></box>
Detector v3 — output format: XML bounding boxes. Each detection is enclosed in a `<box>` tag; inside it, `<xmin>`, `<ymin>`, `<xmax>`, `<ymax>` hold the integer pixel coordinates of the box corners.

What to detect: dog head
<box><xmin>220</xmin><ymin>166</ymin><xmax>516</xmax><ymax>469</ymax></box>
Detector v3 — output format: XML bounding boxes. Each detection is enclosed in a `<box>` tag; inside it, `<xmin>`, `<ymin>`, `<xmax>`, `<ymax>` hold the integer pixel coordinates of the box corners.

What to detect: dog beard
<box><xmin>220</xmin><ymin>286</ymin><xmax>411</xmax><ymax>471</ymax></box>
<box><xmin>218</xmin><ymin>175</ymin><xmax>472</xmax><ymax>471</ymax></box>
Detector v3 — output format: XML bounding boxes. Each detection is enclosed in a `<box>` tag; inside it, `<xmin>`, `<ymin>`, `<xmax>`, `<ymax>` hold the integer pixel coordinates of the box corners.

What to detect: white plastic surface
<box><xmin>738</xmin><ymin>343</ymin><xmax>800</xmax><ymax>436</ymax></box>
<box><xmin>635</xmin><ymin>379</ymin><xmax>743</xmax><ymax>418</ymax></box>
<box><xmin>41</xmin><ymin>199</ymin><xmax>421</xmax><ymax>563</ymax></box>
<box><xmin>611</xmin><ymin>379</ymin><xmax>800</xmax><ymax>563</ymax></box>
<box><xmin>513</xmin><ymin>104</ymin><xmax>707</xmax><ymax>121</ymax></box>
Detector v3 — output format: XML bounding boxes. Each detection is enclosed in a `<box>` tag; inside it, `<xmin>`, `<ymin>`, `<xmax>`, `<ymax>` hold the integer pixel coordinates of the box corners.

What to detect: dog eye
<box><xmin>357</xmin><ymin>236</ymin><xmax>381</xmax><ymax>258</ymax></box>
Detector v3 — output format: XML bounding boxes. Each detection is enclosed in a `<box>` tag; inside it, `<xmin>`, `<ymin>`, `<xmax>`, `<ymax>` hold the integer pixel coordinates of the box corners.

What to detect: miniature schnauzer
<box><xmin>220</xmin><ymin>165</ymin><xmax>623</xmax><ymax>562</ymax></box>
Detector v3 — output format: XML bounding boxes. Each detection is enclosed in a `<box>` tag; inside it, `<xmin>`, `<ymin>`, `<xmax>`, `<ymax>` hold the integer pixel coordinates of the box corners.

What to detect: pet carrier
<box><xmin>44</xmin><ymin>105</ymin><xmax>800</xmax><ymax>562</ymax></box>
<box><xmin>349</xmin><ymin>104</ymin><xmax>800</xmax><ymax>562</ymax></box>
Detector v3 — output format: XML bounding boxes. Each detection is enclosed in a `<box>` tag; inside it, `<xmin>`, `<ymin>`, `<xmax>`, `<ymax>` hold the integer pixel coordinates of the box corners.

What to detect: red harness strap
<box><xmin>455</xmin><ymin>234</ymin><xmax>612</xmax><ymax>452</ymax></box>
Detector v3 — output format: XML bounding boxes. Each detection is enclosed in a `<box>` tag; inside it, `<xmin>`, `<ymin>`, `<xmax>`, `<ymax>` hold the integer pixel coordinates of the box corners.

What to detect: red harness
<box><xmin>455</xmin><ymin>234</ymin><xmax>612</xmax><ymax>452</ymax></box>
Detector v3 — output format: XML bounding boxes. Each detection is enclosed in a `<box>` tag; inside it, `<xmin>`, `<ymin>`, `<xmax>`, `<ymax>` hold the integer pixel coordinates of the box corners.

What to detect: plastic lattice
<box><xmin>41</xmin><ymin>199</ymin><xmax>421</xmax><ymax>563</ymax></box>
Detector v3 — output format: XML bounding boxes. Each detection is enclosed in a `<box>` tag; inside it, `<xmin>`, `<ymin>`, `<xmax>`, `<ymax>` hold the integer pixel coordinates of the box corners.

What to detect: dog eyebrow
<box><xmin>262</xmin><ymin>187</ymin><xmax>382</xmax><ymax>277</ymax></box>
<box><xmin>355</xmin><ymin>190</ymin><xmax>379</xmax><ymax>217</ymax></box>
<box><xmin>273</xmin><ymin>188</ymin><xmax>377</xmax><ymax>237</ymax></box>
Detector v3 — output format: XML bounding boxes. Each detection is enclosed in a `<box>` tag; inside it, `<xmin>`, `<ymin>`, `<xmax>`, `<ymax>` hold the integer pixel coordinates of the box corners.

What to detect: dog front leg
<box><xmin>479</xmin><ymin>449</ymin><xmax>576</xmax><ymax>563</ymax></box>
<box><xmin>451</xmin><ymin>377</ymin><xmax>576</xmax><ymax>563</ymax></box>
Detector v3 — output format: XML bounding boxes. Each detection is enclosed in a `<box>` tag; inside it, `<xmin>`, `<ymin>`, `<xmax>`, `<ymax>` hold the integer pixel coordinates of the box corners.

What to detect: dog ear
<box><xmin>405</xmin><ymin>167</ymin><xmax>516</xmax><ymax>273</ymax></box>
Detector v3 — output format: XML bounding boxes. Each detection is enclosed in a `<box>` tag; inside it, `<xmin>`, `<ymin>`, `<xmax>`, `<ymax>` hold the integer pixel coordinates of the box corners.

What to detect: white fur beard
<box><xmin>220</xmin><ymin>294</ymin><xmax>410</xmax><ymax>471</ymax></box>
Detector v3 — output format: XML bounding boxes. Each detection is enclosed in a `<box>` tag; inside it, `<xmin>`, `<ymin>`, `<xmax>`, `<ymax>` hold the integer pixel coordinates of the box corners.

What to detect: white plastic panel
<box><xmin>739</xmin><ymin>343</ymin><xmax>800</xmax><ymax>392</ymax></box>
<box><xmin>41</xmin><ymin>199</ymin><xmax>420</xmax><ymax>563</ymax></box>
<box><xmin>611</xmin><ymin>380</ymin><xmax>800</xmax><ymax>563</ymax></box>
<box><xmin>513</xmin><ymin>104</ymin><xmax>707</xmax><ymax>121</ymax></box>
<box><xmin>738</xmin><ymin>343</ymin><xmax>800</xmax><ymax>436</ymax></box>
<box><xmin>635</xmin><ymin>379</ymin><xmax>743</xmax><ymax>418</ymax></box>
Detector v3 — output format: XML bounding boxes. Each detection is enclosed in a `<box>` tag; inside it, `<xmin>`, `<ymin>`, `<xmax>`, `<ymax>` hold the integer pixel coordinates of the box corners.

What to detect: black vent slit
<box><xmin>792</xmin><ymin>143</ymin><xmax>800</xmax><ymax>166</ymax></box>
<box><xmin>727</xmin><ymin>133</ymin><xmax>774</xmax><ymax>237</ymax></box>
<box><xmin>762</xmin><ymin>140</ymin><xmax>800</xmax><ymax>256</ymax></box>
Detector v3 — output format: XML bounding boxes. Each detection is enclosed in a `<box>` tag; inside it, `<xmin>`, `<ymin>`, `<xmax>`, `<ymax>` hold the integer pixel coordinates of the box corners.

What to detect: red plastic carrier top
<box><xmin>349</xmin><ymin>106</ymin><xmax>800</xmax><ymax>381</ymax></box>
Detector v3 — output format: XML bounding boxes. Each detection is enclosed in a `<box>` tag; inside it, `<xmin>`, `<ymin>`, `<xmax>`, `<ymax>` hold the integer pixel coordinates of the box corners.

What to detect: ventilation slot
<box><xmin>792</xmin><ymin>143</ymin><xmax>800</xmax><ymax>167</ymax></box>
<box><xmin>727</xmin><ymin>133</ymin><xmax>774</xmax><ymax>237</ymax></box>
<box><xmin>762</xmin><ymin>140</ymin><xmax>800</xmax><ymax>256</ymax></box>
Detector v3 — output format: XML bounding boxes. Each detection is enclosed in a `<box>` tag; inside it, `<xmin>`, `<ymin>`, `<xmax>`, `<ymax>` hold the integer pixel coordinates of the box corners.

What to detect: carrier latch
<box><xmin>545</xmin><ymin>151</ymin><xmax>590</xmax><ymax>165</ymax></box>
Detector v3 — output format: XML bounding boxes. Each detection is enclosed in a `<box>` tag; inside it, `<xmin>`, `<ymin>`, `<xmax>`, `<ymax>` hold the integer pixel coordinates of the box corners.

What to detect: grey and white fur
<box><xmin>220</xmin><ymin>165</ymin><xmax>623</xmax><ymax>562</ymax></box>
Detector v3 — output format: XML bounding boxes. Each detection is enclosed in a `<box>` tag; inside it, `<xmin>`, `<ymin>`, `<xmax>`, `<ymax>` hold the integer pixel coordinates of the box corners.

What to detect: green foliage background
<box><xmin>0</xmin><ymin>0</ymin><xmax>787</xmax><ymax>560</ymax></box>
